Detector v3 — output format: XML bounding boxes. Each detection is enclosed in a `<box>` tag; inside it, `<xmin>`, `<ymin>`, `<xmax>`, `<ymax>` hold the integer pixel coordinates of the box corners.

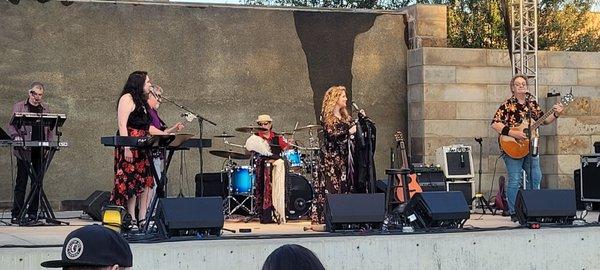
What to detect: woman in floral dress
<box><xmin>310</xmin><ymin>86</ymin><xmax>360</xmax><ymax>226</ymax></box>
<box><xmin>111</xmin><ymin>71</ymin><xmax>153</xmax><ymax>229</ymax></box>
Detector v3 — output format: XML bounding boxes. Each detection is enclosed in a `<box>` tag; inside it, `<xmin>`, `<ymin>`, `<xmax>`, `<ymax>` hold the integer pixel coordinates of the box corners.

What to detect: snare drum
<box><xmin>231</xmin><ymin>166</ymin><xmax>254</xmax><ymax>195</ymax></box>
<box><xmin>283</xmin><ymin>149</ymin><xmax>303</xmax><ymax>170</ymax></box>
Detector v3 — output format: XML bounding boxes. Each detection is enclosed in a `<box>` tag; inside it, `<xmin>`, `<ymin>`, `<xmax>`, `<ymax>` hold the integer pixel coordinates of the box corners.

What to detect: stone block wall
<box><xmin>0</xmin><ymin>1</ymin><xmax>407</xmax><ymax>207</ymax></box>
<box><xmin>402</xmin><ymin>4</ymin><xmax>447</xmax><ymax>49</ymax></box>
<box><xmin>408</xmin><ymin>47</ymin><xmax>600</xmax><ymax>194</ymax></box>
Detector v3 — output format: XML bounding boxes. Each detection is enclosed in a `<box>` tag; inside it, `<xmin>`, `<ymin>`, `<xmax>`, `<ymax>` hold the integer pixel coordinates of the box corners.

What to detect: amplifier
<box><xmin>435</xmin><ymin>145</ymin><xmax>474</xmax><ymax>179</ymax></box>
<box><xmin>446</xmin><ymin>180</ymin><xmax>473</xmax><ymax>205</ymax></box>
<box><xmin>414</xmin><ymin>166</ymin><xmax>446</xmax><ymax>192</ymax></box>
<box><xmin>580</xmin><ymin>155</ymin><xmax>600</xmax><ymax>202</ymax></box>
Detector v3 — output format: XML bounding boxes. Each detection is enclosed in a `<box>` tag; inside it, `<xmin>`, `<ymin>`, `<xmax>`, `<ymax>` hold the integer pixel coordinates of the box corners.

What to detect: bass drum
<box><xmin>286</xmin><ymin>173</ymin><xmax>314</xmax><ymax>220</ymax></box>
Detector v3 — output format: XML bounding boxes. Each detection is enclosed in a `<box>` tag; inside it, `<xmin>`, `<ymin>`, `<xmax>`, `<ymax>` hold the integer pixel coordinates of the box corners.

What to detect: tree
<box><xmin>538</xmin><ymin>0</ymin><xmax>600</xmax><ymax>51</ymax></box>
<box><xmin>243</xmin><ymin>0</ymin><xmax>600</xmax><ymax>51</ymax></box>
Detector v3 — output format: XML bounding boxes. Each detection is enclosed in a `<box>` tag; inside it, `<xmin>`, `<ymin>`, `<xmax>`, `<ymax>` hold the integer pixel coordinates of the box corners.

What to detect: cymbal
<box><xmin>275</xmin><ymin>131</ymin><xmax>294</xmax><ymax>136</ymax></box>
<box><xmin>214</xmin><ymin>132</ymin><xmax>235</xmax><ymax>138</ymax></box>
<box><xmin>235</xmin><ymin>126</ymin><xmax>268</xmax><ymax>133</ymax></box>
<box><xmin>294</xmin><ymin>124</ymin><xmax>322</xmax><ymax>131</ymax></box>
<box><xmin>209</xmin><ymin>150</ymin><xmax>250</xmax><ymax>160</ymax></box>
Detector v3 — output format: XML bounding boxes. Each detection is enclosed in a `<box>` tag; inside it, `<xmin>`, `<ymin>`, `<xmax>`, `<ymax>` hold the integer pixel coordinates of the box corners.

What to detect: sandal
<box><xmin>138</xmin><ymin>219</ymin><xmax>146</xmax><ymax>229</ymax></box>
<box><xmin>129</xmin><ymin>219</ymin><xmax>139</xmax><ymax>231</ymax></box>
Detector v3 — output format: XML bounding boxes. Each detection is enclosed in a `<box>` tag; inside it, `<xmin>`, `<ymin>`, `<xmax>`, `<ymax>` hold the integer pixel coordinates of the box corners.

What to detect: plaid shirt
<box><xmin>491</xmin><ymin>96</ymin><xmax>544</xmax><ymax>128</ymax></box>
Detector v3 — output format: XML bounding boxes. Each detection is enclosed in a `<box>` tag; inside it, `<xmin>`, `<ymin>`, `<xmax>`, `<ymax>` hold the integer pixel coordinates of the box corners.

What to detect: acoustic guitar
<box><xmin>393</xmin><ymin>131</ymin><xmax>422</xmax><ymax>203</ymax></box>
<box><xmin>499</xmin><ymin>93</ymin><xmax>574</xmax><ymax>159</ymax></box>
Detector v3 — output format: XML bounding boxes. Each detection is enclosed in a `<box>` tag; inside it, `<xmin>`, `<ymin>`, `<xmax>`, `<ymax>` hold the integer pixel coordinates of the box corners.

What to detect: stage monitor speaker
<box><xmin>83</xmin><ymin>190</ymin><xmax>111</xmax><ymax>221</ymax></box>
<box><xmin>325</xmin><ymin>193</ymin><xmax>385</xmax><ymax>232</ymax></box>
<box><xmin>403</xmin><ymin>191</ymin><xmax>470</xmax><ymax>229</ymax></box>
<box><xmin>195</xmin><ymin>172</ymin><xmax>227</xmax><ymax>198</ymax></box>
<box><xmin>156</xmin><ymin>197</ymin><xmax>224</xmax><ymax>237</ymax></box>
<box><xmin>435</xmin><ymin>145</ymin><xmax>474</xmax><ymax>179</ymax></box>
<box><xmin>515</xmin><ymin>189</ymin><xmax>576</xmax><ymax>225</ymax></box>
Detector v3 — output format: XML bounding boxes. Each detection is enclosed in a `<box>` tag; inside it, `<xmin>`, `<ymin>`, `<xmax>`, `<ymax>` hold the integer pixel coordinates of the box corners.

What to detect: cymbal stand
<box><xmin>305</xmin><ymin>129</ymin><xmax>321</xmax><ymax>182</ymax></box>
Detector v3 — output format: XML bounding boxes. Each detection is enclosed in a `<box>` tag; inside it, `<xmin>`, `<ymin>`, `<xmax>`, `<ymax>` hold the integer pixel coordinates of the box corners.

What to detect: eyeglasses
<box><xmin>257</xmin><ymin>122</ymin><xmax>271</xmax><ymax>126</ymax></box>
<box><xmin>150</xmin><ymin>92</ymin><xmax>162</xmax><ymax>103</ymax></box>
<box><xmin>29</xmin><ymin>91</ymin><xmax>43</xmax><ymax>97</ymax></box>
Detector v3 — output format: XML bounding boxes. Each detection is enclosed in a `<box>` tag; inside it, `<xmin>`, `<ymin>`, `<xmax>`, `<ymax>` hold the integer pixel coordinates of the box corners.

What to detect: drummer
<box><xmin>245</xmin><ymin>114</ymin><xmax>292</xmax><ymax>224</ymax></box>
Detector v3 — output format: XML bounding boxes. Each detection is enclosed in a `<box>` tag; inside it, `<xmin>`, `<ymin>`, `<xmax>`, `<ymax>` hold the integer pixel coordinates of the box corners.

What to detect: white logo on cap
<box><xmin>65</xmin><ymin>237</ymin><xmax>84</xmax><ymax>260</ymax></box>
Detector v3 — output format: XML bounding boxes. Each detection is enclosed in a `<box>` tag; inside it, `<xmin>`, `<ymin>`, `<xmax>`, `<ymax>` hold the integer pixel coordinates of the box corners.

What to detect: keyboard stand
<box><xmin>15</xmin><ymin>146</ymin><xmax>69</xmax><ymax>226</ymax></box>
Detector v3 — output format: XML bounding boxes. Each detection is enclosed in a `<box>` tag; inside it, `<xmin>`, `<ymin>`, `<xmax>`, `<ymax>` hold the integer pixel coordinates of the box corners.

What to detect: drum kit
<box><xmin>209</xmin><ymin>124</ymin><xmax>322</xmax><ymax>220</ymax></box>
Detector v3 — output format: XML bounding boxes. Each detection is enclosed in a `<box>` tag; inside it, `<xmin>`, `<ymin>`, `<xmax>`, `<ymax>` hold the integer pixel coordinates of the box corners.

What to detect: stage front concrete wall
<box><xmin>3</xmin><ymin>227</ymin><xmax>600</xmax><ymax>269</ymax></box>
<box><xmin>0</xmin><ymin>1</ymin><xmax>408</xmax><ymax>207</ymax></box>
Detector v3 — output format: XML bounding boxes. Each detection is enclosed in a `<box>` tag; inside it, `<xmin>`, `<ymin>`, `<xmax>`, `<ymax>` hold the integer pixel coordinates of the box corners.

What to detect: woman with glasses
<box><xmin>145</xmin><ymin>85</ymin><xmax>184</xmax><ymax>221</ymax></box>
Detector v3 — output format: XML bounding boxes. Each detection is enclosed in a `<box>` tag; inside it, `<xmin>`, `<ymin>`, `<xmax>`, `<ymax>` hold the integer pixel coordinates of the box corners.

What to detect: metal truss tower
<box><xmin>510</xmin><ymin>0</ymin><xmax>539</xmax><ymax>97</ymax></box>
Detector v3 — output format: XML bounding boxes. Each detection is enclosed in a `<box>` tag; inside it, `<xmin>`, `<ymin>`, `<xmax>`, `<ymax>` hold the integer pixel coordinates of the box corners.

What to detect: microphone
<box><xmin>351</xmin><ymin>102</ymin><xmax>360</xmax><ymax>111</ymax></box>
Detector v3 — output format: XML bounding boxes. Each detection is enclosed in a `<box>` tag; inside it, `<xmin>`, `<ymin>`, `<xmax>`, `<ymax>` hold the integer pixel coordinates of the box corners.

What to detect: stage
<box><xmin>1</xmin><ymin>210</ymin><xmax>600</xmax><ymax>269</ymax></box>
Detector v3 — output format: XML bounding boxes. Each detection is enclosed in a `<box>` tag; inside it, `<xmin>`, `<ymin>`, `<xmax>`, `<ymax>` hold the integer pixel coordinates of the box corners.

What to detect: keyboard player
<box><xmin>6</xmin><ymin>82</ymin><xmax>53</xmax><ymax>224</ymax></box>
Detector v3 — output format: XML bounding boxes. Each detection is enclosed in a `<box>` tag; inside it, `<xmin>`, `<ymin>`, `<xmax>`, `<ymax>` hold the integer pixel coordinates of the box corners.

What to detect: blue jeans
<box><xmin>502</xmin><ymin>154</ymin><xmax>541</xmax><ymax>214</ymax></box>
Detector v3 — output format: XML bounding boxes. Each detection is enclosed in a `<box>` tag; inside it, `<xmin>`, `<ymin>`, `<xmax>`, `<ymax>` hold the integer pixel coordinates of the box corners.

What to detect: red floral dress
<box><xmin>110</xmin><ymin>128</ymin><xmax>154</xmax><ymax>206</ymax></box>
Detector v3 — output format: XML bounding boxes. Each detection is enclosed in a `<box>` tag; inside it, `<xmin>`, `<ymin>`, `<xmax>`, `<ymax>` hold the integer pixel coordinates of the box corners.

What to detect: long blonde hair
<box><xmin>321</xmin><ymin>86</ymin><xmax>351</xmax><ymax>128</ymax></box>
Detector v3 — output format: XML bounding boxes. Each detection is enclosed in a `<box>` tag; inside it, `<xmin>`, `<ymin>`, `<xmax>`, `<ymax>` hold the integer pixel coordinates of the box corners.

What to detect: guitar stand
<box><xmin>384</xmin><ymin>168</ymin><xmax>412</xmax><ymax>231</ymax></box>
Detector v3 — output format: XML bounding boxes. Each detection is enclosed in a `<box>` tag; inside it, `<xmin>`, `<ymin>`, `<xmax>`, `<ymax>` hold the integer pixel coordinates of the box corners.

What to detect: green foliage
<box><xmin>243</xmin><ymin>0</ymin><xmax>600</xmax><ymax>52</ymax></box>
<box><xmin>538</xmin><ymin>0</ymin><xmax>600</xmax><ymax>51</ymax></box>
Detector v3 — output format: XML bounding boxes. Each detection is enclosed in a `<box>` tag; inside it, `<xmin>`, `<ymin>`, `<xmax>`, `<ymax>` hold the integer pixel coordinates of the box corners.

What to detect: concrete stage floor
<box><xmin>0</xmin><ymin>210</ymin><xmax>598</xmax><ymax>246</ymax></box>
<box><xmin>2</xmin><ymin>210</ymin><xmax>600</xmax><ymax>269</ymax></box>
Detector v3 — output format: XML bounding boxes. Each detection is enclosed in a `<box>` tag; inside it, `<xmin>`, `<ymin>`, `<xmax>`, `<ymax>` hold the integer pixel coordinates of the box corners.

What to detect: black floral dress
<box><xmin>311</xmin><ymin>119</ymin><xmax>354</xmax><ymax>225</ymax></box>
<box><xmin>110</xmin><ymin>105</ymin><xmax>154</xmax><ymax>206</ymax></box>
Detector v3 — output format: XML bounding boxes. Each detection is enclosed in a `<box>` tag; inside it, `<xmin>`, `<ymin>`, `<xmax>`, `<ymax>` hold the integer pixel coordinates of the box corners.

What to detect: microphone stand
<box><xmin>525</xmin><ymin>94</ymin><xmax>534</xmax><ymax>191</ymax></box>
<box><xmin>470</xmin><ymin>137</ymin><xmax>493</xmax><ymax>214</ymax></box>
<box><xmin>160</xmin><ymin>95</ymin><xmax>217</xmax><ymax>197</ymax></box>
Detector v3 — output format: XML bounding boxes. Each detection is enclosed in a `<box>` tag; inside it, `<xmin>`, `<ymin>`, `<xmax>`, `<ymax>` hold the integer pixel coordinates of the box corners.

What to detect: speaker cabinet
<box><xmin>195</xmin><ymin>172</ymin><xmax>227</xmax><ymax>198</ymax></box>
<box><xmin>325</xmin><ymin>193</ymin><xmax>385</xmax><ymax>232</ymax></box>
<box><xmin>580</xmin><ymin>155</ymin><xmax>600</xmax><ymax>202</ymax></box>
<box><xmin>83</xmin><ymin>190</ymin><xmax>111</xmax><ymax>221</ymax></box>
<box><xmin>156</xmin><ymin>197</ymin><xmax>224</xmax><ymax>237</ymax></box>
<box><xmin>446</xmin><ymin>180</ymin><xmax>474</xmax><ymax>205</ymax></box>
<box><xmin>515</xmin><ymin>189</ymin><xmax>576</xmax><ymax>225</ymax></box>
<box><xmin>414</xmin><ymin>167</ymin><xmax>446</xmax><ymax>192</ymax></box>
<box><xmin>435</xmin><ymin>145</ymin><xmax>474</xmax><ymax>179</ymax></box>
<box><xmin>403</xmin><ymin>191</ymin><xmax>470</xmax><ymax>229</ymax></box>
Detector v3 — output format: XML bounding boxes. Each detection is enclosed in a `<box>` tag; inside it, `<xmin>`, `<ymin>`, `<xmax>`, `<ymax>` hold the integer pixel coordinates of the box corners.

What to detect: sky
<box><xmin>171</xmin><ymin>0</ymin><xmax>600</xmax><ymax>10</ymax></box>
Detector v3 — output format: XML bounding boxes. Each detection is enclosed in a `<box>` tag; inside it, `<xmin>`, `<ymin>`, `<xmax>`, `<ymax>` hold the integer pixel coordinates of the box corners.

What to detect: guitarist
<box><xmin>491</xmin><ymin>74</ymin><xmax>564</xmax><ymax>221</ymax></box>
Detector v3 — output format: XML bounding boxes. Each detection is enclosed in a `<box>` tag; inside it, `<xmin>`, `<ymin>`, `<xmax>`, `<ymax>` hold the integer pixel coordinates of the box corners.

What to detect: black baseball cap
<box><xmin>41</xmin><ymin>224</ymin><xmax>133</xmax><ymax>268</ymax></box>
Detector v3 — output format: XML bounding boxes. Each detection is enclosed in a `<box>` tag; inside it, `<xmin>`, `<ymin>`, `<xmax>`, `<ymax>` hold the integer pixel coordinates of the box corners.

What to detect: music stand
<box><xmin>10</xmin><ymin>112</ymin><xmax>69</xmax><ymax>226</ymax></box>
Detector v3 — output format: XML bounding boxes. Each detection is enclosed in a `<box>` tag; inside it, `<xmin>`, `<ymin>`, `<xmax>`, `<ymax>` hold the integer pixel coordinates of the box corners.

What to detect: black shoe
<box><xmin>10</xmin><ymin>217</ymin><xmax>19</xmax><ymax>224</ymax></box>
<box><xmin>510</xmin><ymin>215</ymin><xmax>518</xmax><ymax>222</ymax></box>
